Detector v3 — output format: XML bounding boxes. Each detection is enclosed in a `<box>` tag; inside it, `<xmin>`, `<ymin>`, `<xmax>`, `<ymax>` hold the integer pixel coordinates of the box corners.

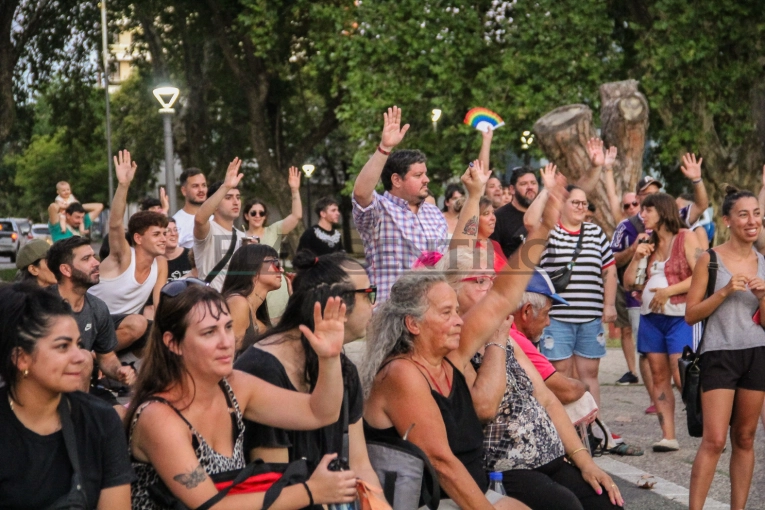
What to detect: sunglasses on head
<box><xmin>160</xmin><ymin>277</ymin><xmax>208</xmax><ymax>298</ymax></box>
<box><xmin>622</xmin><ymin>201</ymin><xmax>639</xmax><ymax>210</ymax></box>
<box><xmin>248</xmin><ymin>210</ymin><xmax>266</xmax><ymax>217</ymax></box>
<box><xmin>351</xmin><ymin>286</ymin><xmax>377</xmax><ymax>305</ymax></box>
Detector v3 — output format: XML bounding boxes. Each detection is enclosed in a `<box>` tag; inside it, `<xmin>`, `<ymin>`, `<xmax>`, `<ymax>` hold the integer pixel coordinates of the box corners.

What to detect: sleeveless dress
<box><xmin>129</xmin><ymin>379</ymin><xmax>246</xmax><ymax>510</ymax></box>
<box><xmin>364</xmin><ymin>357</ymin><xmax>488</xmax><ymax>498</ymax></box>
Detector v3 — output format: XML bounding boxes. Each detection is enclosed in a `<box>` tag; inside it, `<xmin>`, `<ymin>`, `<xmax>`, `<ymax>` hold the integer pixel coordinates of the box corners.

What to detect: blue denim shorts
<box><xmin>540</xmin><ymin>318</ymin><xmax>607</xmax><ymax>360</ymax></box>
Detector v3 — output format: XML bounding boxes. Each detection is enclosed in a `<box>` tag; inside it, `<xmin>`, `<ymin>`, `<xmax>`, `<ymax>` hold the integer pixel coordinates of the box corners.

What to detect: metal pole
<box><xmin>162</xmin><ymin>112</ymin><xmax>178</xmax><ymax>215</ymax></box>
<box><xmin>305</xmin><ymin>179</ymin><xmax>311</xmax><ymax>228</ymax></box>
<box><xmin>101</xmin><ymin>1</ymin><xmax>114</xmax><ymax>205</ymax></box>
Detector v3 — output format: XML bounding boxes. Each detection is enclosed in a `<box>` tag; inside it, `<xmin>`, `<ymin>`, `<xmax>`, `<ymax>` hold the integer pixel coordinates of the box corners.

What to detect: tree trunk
<box><xmin>599</xmin><ymin>80</ymin><xmax>649</xmax><ymax>210</ymax></box>
<box><xmin>0</xmin><ymin>0</ymin><xmax>20</xmax><ymax>146</ymax></box>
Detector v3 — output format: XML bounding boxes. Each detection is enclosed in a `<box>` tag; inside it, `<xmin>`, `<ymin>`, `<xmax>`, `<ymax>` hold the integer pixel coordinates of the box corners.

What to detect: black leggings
<box><xmin>502</xmin><ymin>456</ymin><xmax>620</xmax><ymax>510</ymax></box>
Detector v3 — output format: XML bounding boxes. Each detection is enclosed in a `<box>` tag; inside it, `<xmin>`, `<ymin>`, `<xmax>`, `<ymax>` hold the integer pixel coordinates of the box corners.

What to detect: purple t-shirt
<box><xmin>611</xmin><ymin>204</ymin><xmax>691</xmax><ymax>308</ymax></box>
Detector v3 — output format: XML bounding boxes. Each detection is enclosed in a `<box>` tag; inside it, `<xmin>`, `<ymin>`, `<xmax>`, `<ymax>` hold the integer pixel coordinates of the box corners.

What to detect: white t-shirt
<box><xmin>173</xmin><ymin>209</ymin><xmax>196</xmax><ymax>249</ymax></box>
<box><xmin>194</xmin><ymin>219</ymin><xmax>245</xmax><ymax>290</ymax></box>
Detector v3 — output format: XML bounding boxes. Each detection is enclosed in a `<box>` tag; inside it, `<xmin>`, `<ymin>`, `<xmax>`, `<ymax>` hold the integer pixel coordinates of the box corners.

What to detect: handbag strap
<box><xmin>697</xmin><ymin>248</ymin><xmax>718</xmax><ymax>353</ymax></box>
<box><xmin>204</xmin><ymin>228</ymin><xmax>239</xmax><ymax>284</ymax></box>
<box><xmin>59</xmin><ymin>395</ymin><xmax>88</xmax><ymax>499</ymax></box>
<box><xmin>567</xmin><ymin>226</ymin><xmax>586</xmax><ymax>266</ymax></box>
<box><xmin>340</xmin><ymin>387</ymin><xmax>350</xmax><ymax>464</ymax></box>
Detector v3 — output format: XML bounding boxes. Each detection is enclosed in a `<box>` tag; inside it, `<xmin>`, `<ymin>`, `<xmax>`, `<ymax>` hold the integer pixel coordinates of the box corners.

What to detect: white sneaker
<box><xmin>652</xmin><ymin>438</ymin><xmax>679</xmax><ymax>452</ymax></box>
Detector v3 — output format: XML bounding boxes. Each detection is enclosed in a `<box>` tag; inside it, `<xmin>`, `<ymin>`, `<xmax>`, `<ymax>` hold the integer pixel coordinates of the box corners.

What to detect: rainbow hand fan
<box><xmin>464</xmin><ymin>107</ymin><xmax>505</xmax><ymax>133</ymax></box>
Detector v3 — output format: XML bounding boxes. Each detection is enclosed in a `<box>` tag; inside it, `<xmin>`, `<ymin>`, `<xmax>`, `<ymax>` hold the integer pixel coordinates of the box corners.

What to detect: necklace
<box><xmin>410</xmin><ymin>357</ymin><xmax>453</xmax><ymax>396</ymax></box>
<box><xmin>253</xmin><ymin>291</ymin><xmax>266</xmax><ymax>302</ymax></box>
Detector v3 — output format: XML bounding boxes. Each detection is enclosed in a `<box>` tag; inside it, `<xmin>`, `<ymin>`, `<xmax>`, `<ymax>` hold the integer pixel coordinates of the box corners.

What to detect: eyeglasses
<box><xmin>622</xmin><ymin>201</ymin><xmax>639</xmax><ymax>210</ymax></box>
<box><xmin>350</xmin><ymin>286</ymin><xmax>377</xmax><ymax>305</ymax></box>
<box><xmin>248</xmin><ymin>210</ymin><xmax>266</xmax><ymax>217</ymax></box>
<box><xmin>459</xmin><ymin>275</ymin><xmax>496</xmax><ymax>289</ymax></box>
<box><xmin>263</xmin><ymin>258</ymin><xmax>282</xmax><ymax>270</ymax></box>
<box><xmin>160</xmin><ymin>277</ymin><xmax>208</xmax><ymax>298</ymax></box>
<box><xmin>570</xmin><ymin>200</ymin><xmax>589</xmax><ymax>209</ymax></box>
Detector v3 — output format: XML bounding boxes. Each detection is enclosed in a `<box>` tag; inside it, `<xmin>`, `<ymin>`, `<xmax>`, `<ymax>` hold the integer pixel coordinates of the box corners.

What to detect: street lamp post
<box><xmin>301</xmin><ymin>164</ymin><xmax>315</xmax><ymax>228</ymax></box>
<box><xmin>100</xmin><ymin>1</ymin><xmax>114</xmax><ymax>205</ymax></box>
<box><xmin>153</xmin><ymin>86</ymin><xmax>180</xmax><ymax>215</ymax></box>
<box><xmin>431</xmin><ymin>109</ymin><xmax>442</xmax><ymax>132</ymax></box>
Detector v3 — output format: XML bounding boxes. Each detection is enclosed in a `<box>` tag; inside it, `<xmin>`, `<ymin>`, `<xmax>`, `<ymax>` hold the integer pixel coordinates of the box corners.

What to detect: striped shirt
<box><xmin>353</xmin><ymin>191</ymin><xmax>448</xmax><ymax>303</ymax></box>
<box><xmin>541</xmin><ymin>222</ymin><xmax>615</xmax><ymax>323</ymax></box>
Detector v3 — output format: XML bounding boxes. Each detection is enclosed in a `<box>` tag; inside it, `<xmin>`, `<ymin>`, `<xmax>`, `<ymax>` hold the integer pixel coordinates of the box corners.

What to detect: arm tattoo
<box><xmin>173</xmin><ymin>464</ymin><xmax>207</xmax><ymax>489</ymax></box>
<box><xmin>694</xmin><ymin>247</ymin><xmax>704</xmax><ymax>260</ymax></box>
<box><xmin>462</xmin><ymin>216</ymin><xmax>478</xmax><ymax>236</ymax></box>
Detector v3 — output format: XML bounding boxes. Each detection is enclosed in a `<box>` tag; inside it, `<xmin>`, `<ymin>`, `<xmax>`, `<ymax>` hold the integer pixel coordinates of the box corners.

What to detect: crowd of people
<box><xmin>1</xmin><ymin>104</ymin><xmax>764</xmax><ymax>510</ymax></box>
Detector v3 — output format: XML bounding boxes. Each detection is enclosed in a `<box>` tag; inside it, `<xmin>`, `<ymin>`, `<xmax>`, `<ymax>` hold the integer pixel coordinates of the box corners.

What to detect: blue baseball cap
<box><xmin>526</xmin><ymin>268</ymin><xmax>570</xmax><ymax>306</ymax></box>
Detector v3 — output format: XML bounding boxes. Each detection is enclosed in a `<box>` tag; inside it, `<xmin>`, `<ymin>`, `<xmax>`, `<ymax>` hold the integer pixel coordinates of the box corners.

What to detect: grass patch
<box><xmin>0</xmin><ymin>268</ymin><xmax>16</xmax><ymax>282</ymax></box>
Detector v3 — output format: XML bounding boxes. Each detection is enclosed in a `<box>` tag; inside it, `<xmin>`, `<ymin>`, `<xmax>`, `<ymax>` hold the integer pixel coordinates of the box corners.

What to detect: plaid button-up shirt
<box><xmin>353</xmin><ymin>191</ymin><xmax>448</xmax><ymax>303</ymax></box>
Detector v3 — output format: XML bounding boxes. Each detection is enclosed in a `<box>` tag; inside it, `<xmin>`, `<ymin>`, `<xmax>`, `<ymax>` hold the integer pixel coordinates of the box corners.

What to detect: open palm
<box><xmin>288</xmin><ymin>166</ymin><xmax>301</xmax><ymax>191</ymax></box>
<box><xmin>300</xmin><ymin>297</ymin><xmax>347</xmax><ymax>359</ymax></box>
<box><xmin>114</xmin><ymin>150</ymin><xmax>137</xmax><ymax>184</ymax></box>
<box><xmin>380</xmin><ymin>106</ymin><xmax>410</xmax><ymax>150</ymax></box>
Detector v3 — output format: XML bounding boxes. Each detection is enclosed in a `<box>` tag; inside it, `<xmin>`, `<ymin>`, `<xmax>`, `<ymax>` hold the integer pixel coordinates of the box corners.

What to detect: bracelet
<box><xmin>568</xmin><ymin>447</ymin><xmax>588</xmax><ymax>459</ymax></box>
<box><xmin>485</xmin><ymin>342</ymin><xmax>507</xmax><ymax>350</ymax></box>
<box><xmin>377</xmin><ymin>145</ymin><xmax>391</xmax><ymax>156</ymax></box>
<box><xmin>301</xmin><ymin>481</ymin><xmax>314</xmax><ymax>507</ymax></box>
<box><xmin>692</xmin><ymin>178</ymin><xmax>703</xmax><ymax>184</ymax></box>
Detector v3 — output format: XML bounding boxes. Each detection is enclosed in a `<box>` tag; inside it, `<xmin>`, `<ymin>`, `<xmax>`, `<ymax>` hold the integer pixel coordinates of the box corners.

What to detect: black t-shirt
<box><xmin>48</xmin><ymin>285</ymin><xmax>118</xmax><ymax>353</ymax></box>
<box><xmin>490</xmin><ymin>203</ymin><xmax>527</xmax><ymax>258</ymax></box>
<box><xmin>296</xmin><ymin>224</ymin><xmax>345</xmax><ymax>257</ymax></box>
<box><xmin>234</xmin><ymin>348</ymin><xmax>362</xmax><ymax>470</ymax></box>
<box><xmin>167</xmin><ymin>247</ymin><xmax>192</xmax><ymax>282</ymax></box>
<box><xmin>0</xmin><ymin>388</ymin><xmax>134</xmax><ymax>509</ymax></box>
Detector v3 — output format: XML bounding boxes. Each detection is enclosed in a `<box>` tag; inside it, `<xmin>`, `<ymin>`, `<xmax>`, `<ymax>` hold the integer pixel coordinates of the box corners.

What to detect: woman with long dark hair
<box><xmin>243</xmin><ymin>167</ymin><xmax>303</xmax><ymax>322</ymax></box>
<box><xmin>234</xmin><ymin>250</ymin><xmax>383</xmax><ymax>497</ymax></box>
<box><xmin>222</xmin><ymin>244</ymin><xmax>282</xmax><ymax>354</ymax></box>
<box><xmin>442</xmin><ymin>183</ymin><xmax>465</xmax><ymax>235</ymax></box>
<box><xmin>0</xmin><ymin>283</ymin><xmax>133</xmax><ymax>509</ymax></box>
<box><xmin>623</xmin><ymin>192</ymin><xmax>700</xmax><ymax>452</ymax></box>
<box><xmin>127</xmin><ymin>281</ymin><xmax>357</xmax><ymax>509</ymax></box>
<box><xmin>686</xmin><ymin>186</ymin><xmax>765</xmax><ymax>510</ymax></box>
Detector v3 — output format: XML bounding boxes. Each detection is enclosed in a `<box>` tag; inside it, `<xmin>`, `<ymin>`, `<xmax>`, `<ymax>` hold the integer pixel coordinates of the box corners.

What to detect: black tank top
<box><xmin>364</xmin><ymin>357</ymin><xmax>488</xmax><ymax>498</ymax></box>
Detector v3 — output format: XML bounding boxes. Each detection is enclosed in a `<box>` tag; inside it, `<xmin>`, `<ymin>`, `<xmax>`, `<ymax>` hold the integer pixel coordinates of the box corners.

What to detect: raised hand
<box><xmin>541</xmin><ymin>173</ymin><xmax>568</xmax><ymax>229</ymax></box>
<box><xmin>481</xmin><ymin>127</ymin><xmax>494</xmax><ymax>143</ymax></box>
<box><xmin>586</xmin><ymin>138</ymin><xmax>605</xmax><ymax>167</ymax></box>
<box><xmin>288</xmin><ymin>166</ymin><xmax>301</xmax><ymax>191</ymax></box>
<box><xmin>159</xmin><ymin>187</ymin><xmax>169</xmax><ymax>214</ymax></box>
<box><xmin>680</xmin><ymin>153</ymin><xmax>703</xmax><ymax>181</ymax></box>
<box><xmin>114</xmin><ymin>150</ymin><xmax>137</xmax><ymax>185</ymax></box>
<box><xmin>540</xmin><ymin>163</ymin><xmax>558</xmax><ymax>190</ymax></box>
<box><xmin>224</xmin><ymin>157</ymin><xmax>244</xmax><ymax>189</ymax></box>
<box><xmin>299</xmin><ymin>297</ymin><xmax>347</xmax><ymax>359</ymax></box>
<box><xmin>380</xmin><ymin>106</ymin><xmax>410</xmax><ymax>151</ymax></box>
<box><xmin>460</xmin><ymin>159</ymin><xmax>490</xmax><ymax>196</ymax></box>
<box><xmin>761</xmin><ymin>164</ymin><xmax>765</xmax><ymax>187</ymax></box>
<box><xmin>604</xmin><ymin>146</ymin><xmax>618</xmax><ymax>168</ymax></box>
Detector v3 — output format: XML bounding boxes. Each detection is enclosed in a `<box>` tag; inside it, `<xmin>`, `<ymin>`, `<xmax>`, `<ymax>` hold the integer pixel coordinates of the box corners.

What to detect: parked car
<box><xmin>31</xmin><ymin>223</ymin><xmax>53</xmax><ymax>244</ymax></box>
<box><xmin>0</xmin><ymin>218</ymin><xmax>30</xmax><ymax>263</ymax></box>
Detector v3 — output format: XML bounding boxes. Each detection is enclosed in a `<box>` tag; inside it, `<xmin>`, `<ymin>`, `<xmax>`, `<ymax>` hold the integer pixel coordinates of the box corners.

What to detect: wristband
<box><xmin>301</xmin><ymin>482</ymin><xmax>314</xmax><ymax>507</ymax></box>
<box><xmin>485</xmin><ymin>342</ymin><xmax>507</xmax><ymax>350</ymax></box>
<box><xmin>377</xmin><ymin>145</ymin><xmax>391</xmax><ymax>156</ymax></box>
<box><xmin>692</xmin><ymin>178</ymin><xmax>703</xmax><ymax>184</ymax></box>
<box><xmin>568</xmin><ymin>447</ymin><xmax>588</xmax><ymax>459</ymax></box>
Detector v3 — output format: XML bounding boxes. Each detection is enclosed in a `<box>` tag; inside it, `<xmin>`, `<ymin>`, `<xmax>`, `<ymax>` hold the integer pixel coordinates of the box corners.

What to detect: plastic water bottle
<box><xmin>489</xmin><ymin>472</ymin><xmax>506</xmax><ymax>496</ymax></box>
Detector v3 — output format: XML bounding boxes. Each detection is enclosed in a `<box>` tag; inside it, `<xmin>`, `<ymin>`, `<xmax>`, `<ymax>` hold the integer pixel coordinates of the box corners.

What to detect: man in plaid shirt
<box><xmin>353</xmin><ymin>106</ymin><xmax>448</xmax><ymax>302</ymax></box>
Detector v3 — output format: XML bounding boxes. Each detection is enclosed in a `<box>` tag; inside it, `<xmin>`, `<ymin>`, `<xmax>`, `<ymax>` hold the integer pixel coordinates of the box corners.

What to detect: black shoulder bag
<box><xmin>678</xmin><ymin>248</ymin><xmax>717</xmax><ymax>438</ymax></box>
<box><xmin>548</xmin><ymin>227</ymin><xmax>585</xmax><ymax>293</ymax></box>
<box><xmin>44</xmin><ymin>396</ymin><xmax>89</xmax><ymax>510</ymax></box>
<box><xmin>204</xmin><ymin>228</ymin><xmax>239</xmax><ymax>284</ymax></box>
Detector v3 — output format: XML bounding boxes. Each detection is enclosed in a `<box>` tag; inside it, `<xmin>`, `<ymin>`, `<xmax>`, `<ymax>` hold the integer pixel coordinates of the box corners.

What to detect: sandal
<box><xmin>607</xmin><ymin>443</ymin><xmax>644</xmax><ymax>456</ymax></box>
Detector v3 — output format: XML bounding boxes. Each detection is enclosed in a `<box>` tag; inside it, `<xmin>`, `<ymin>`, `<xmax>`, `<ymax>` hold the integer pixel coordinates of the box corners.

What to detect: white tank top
<box><xmin>89</xmin><ymin>248</ymin><xmax>158</xmax><ymax>315</ymax></box>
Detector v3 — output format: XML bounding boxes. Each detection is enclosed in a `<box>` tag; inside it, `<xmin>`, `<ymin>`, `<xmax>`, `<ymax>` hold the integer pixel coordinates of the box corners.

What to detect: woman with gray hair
<box><xmin>438</xmin><ymin>247</ymin><xmax>623</xmax><ymax>509</ymax></box>
<box><xmin>361</xmin><ymin>180</ymin><xmax>566</xmax><ymax>510</ymax></box>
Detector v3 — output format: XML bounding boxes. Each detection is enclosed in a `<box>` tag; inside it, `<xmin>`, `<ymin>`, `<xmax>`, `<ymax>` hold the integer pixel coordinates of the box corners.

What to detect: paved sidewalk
<box><xmin>597</xmin><ymin>347</ymin><xmax>765</xmax><ymax>509</ymax></box>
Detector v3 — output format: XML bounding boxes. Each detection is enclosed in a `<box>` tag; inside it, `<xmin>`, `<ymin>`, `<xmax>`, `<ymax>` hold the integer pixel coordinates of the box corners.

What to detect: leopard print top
<box><xmin>129</xmin><ymin>379</ymin><xmax>246</xmax><ymax>510</ymax></box>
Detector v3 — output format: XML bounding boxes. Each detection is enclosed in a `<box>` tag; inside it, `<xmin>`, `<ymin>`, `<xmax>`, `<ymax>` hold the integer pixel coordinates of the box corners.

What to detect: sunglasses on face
<box><xmin>249</xmin><ymin>210</ymin><xmax>266</xmax><ymax>217</ymax></box>
<box><xmin>160</xmin><ymin>277</ymin><xmax>208</xmax><ymax>298</ymax></box>
<box><xmin>263</xmin><ymin>258</ymin><xmax>282</xmax><ymax>270</ymax></box>
<box><xmin>351</xmin><ymin>286</ymin><xmax>377</xmax><ymax>305</ymax></box>
<box><xmin>622</xmin><ymin>201</ymin><xmax>639</xmax><ymax>210</ymax></box>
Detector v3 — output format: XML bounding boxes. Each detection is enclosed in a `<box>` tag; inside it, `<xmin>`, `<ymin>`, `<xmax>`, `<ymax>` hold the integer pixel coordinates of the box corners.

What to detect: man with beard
<box><xmin>353</xmin><ymin>106</ymin><xmax>447</xmax><ymax>302</ymax></box>
<box><xmin>47</xmin><ymin>237</ymin><xmax>136</xmax><ymax>386</ymax></box>
<box><xmin>491</xmin><ymin>166</ymin><xmax>539</xmax><ymax>258</ymax></box>
<box><xmin>173</xmin><ymin>167</ymin><xmax>208</xmax><ymax>249</ymax></box>
<box><xmin>297</xmin><ymin>196</ymin><xmax>345</xmax><ymax>256</ymax></box>
<box><xmin>89</xmin><ymin>150</ymin><xmax>168</xmax><ymax>346</ymax></box>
